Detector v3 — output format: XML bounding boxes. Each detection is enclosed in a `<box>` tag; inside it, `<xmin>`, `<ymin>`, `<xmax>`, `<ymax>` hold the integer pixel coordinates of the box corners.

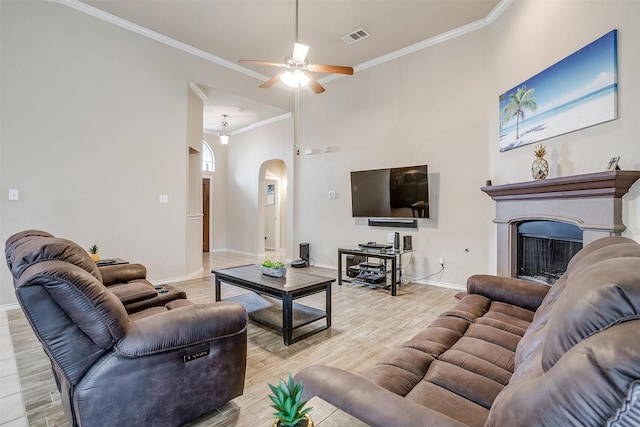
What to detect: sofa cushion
<box><xmin>487</xmin><ymin>319</ymin><xmax>640</xmax><ymax>427</ymax></box>
<box><xmin>363</xmin><ymin>290</ymin><xmax>537</xmax><ymax>426</ymax></box>
<box><xmin>405</xmin><ymin>381</ymin><xmax>489</xmax><ymax>427</ymax></box>
<box><xmin>542</xmin><ymin>256</ymin><xmax>640</xmax><ymax>371</ymax></box>
<box><xmin>109</xmin><ymin>281</ymin><xmax>158</xmax><ymax>304</ymax></box>
<box><xmin>8</xmin><ymin>235</ymin><xmax>103</xmax><ymax>282</ymax></box>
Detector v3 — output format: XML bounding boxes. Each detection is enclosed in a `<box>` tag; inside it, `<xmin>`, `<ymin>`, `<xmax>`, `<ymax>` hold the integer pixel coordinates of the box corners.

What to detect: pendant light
<box><xmin>219</xmin><ymin>114</ymin><xmax>230</xmax><ymax>144</ymax></box>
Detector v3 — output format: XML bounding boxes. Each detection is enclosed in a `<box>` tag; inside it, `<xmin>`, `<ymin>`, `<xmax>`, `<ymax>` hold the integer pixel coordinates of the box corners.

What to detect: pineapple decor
<box><xmin>268</xmin><ymin>374</ymin><xmax>313</xmax><ymax>427</ymax></box>
<box><xmin>531</xmin><ymin>143</ymin><xmax>549</xmax><ymax>180</ymax></box>
<box><xmin>88</xmin><ymin>245</ymin><xmax>100</xmax><ymax>262</ymax></box>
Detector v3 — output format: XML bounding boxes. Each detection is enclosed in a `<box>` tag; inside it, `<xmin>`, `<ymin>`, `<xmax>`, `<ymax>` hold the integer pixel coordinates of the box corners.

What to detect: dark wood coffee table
<box><xmin>213</xmin><ymin>264</ymin><xmax>333</xmax><ymax>345</ymax></box>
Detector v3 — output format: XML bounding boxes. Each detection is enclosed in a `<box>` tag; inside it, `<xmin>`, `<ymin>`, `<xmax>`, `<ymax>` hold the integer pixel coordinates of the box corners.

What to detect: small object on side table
<box><xmin>96</xmin><ymin>258</ymin><xmax>129</xmax><ymax>267</ymax></box>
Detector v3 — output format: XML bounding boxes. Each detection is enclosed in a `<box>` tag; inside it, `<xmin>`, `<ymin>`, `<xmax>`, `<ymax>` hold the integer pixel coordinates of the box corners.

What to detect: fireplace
<box><xmin>516</xmin><ymin>220</ymin><xmax>582</xmax><ymax>284</ymax></box>
<box><xmin>482</xmin><ymin>170</ymin><xmax>640</xmax><ymax>280</ymax></box>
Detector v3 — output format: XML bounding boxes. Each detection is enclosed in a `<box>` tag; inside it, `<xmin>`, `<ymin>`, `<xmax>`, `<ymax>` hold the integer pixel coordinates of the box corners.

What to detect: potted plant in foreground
<box><xmin>261</xmin><ymin>260</ymin><xmax>286</xmax><ymax>278</ymax></box>
<box><xmin>269</xmin><ymin>374</ymin><xmax>313</xmax><ymax>427</ymax></box>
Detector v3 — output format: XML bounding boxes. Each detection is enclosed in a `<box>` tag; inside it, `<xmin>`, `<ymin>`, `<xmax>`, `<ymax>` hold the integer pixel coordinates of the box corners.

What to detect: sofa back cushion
<box><xmin>7</xmin><ymin>231</ymin><xmax>103</xmax><ymax>283</ymax></box>
<box><xmin>542</xmin><ymin>245</ymin><xmax>640</xmax><ymax>369</ymax></box>
<box><xmin>6</xmin><ymin>233</ymin><xmax>128</xmax><ymax>385</ymax></box>
<box><xmin>487</xmin><ymin>237</ymin><xmax>640</xmax><ymax>426</ymax></box>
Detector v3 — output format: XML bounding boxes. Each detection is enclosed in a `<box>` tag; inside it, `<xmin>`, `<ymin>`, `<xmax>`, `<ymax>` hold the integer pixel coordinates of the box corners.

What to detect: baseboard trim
<box><xmin>413</xmin><ymin>279</ymin><xmax>466</xmax><ymax>291</ymax></box>
<box><xmin>0</xmin><ymin>303</ymin><xmax>20</xmax><ymax>312</ymax></box>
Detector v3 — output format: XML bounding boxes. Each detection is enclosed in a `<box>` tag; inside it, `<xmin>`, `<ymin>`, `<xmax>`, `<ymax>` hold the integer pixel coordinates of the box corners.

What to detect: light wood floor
<box><xmin>8</xmin><ymin>251</ymin><xmax>460</xmax><ymax>427</ymax></box>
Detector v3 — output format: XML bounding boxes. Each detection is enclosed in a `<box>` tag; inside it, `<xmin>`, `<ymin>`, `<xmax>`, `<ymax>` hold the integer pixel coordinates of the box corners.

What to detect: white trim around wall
<box><xmin>50</xmin><ymin>0</ymin><xmax>513</xmax><ymax>87</ymax></box>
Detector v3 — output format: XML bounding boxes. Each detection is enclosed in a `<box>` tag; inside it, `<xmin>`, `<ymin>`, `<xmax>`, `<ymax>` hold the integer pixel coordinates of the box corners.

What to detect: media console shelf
<box><xmin>337</xmin><ymin>247</ymin><xmax>408</xmax><ymax>296</ymax></box>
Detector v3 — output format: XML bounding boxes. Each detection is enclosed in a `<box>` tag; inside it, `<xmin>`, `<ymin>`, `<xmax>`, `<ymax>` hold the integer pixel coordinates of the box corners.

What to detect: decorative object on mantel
<box><xmin>531</xmin><ymin>143</ymin><xmax>549</xmax><ymax>180</ymax></box>
<box><xmin>262</xmin><ymin>260</ymin><xmax>287</xmax><ymax>278</ymax></box>
<box><xmin>499</xmin><ymin>30</ymin><xmax>618</xmax><ymax>152</ymax></box>
<box><xmin>607</xmin><ymin>156</ymin><xmax>621</xmax><ymax>170</ymax></box>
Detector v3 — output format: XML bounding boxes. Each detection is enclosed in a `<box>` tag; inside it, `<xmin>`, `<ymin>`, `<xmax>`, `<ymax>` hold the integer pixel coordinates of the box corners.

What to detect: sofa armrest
<box><xmin>100</xmin><ymin>263</ymin><xmax>147</xmax><ymax>286</ymax></box>
<box><xmin>295</xmin><ymin>366</ymin><xmax>467</xmax><ymax>427</ymax></box>
<box><xmin>115</xmin><ymin>302</ymin><xmax>247</xmax><ymax>357</ymax></box>
<box><xmin>467</xmin><ymin>274</ymin><xmax>550</xmax><ymax>312</ymax></box>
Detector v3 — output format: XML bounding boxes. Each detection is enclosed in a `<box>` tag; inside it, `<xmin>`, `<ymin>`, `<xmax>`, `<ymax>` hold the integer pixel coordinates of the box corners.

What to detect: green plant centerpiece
<box><xmin>269</xmin><ymin>374</ymin><xmax>313</xmax><ymax>427</ymax></box>
<box><xmin>88</xmin><ymin>244</ymin><xmax>100</xmax><ymax>262</ymax></box>
<box><xmin>261</xmin><ymin>260</ymin><xmax>286</xmax><ymax>278</ymax></box>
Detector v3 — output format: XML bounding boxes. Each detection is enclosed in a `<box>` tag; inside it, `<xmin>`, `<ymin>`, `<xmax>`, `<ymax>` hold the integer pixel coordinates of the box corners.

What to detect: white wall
<box><xmin>292</xmin><ymin>28</ymin><xmax>495</xmax><ymax>287</ymax></box>
<box><xmin>0</xmin><ymin>0</ymin><xmax>291</xmax><ymax>307</ymax></box>
<box><xmin>489</xmin><ymin>0</ymin><xmax>640</xmax><ymax>240</ymax></box>
<box><xmin>224</xmin><ymin>118</ymin><xmax>295</xmax><ymax>258</ymax></box>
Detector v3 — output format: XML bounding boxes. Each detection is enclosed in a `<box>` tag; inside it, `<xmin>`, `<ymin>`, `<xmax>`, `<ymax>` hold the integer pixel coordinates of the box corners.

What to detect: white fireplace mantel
<box><xmin>482</xmin><ymin>170</ymin><xmax>640</xmax><ymax>277</ymax></box>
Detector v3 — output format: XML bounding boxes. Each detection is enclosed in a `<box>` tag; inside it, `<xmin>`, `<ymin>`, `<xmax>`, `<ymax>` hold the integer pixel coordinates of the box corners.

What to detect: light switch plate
<box><xmin>8</xmin><ymin>189</ymin><xmax>19</xmax><ymax>200</ymax></box>
<box><xmin>159</xmin><ymin>194</ymin><xmax>169</xmax><ymax>203</ymax></box>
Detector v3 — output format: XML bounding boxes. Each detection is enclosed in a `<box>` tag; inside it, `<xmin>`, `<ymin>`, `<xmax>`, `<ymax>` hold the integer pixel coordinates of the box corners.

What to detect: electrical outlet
<box><xmin>439</xmin><ymin>258</ymin><xmax>445</xmax><ymax>268</ymax></box>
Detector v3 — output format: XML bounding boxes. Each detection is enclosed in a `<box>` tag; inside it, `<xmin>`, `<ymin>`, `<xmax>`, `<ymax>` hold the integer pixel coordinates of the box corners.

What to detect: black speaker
<box><xmin>403</xmin><ymin>235</ymin><xmax>413</xmax><ymax>251</ymax></box>
<box><xmin>300</xmin><ymin>242</ymin><xmax>309</xmax><ymax>262</ymax></box>
<box><xmin>393</xmin><ymin>232</ymin><xmax>400</xmax><ymax>250</ymax></box>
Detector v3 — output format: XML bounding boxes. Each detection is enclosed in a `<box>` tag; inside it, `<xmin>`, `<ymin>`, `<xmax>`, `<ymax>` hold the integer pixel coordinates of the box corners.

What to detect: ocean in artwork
<box><xmin>499</xmin><ymin>30</ymin><xmax>618</xmax><ymax>152</ymax></box>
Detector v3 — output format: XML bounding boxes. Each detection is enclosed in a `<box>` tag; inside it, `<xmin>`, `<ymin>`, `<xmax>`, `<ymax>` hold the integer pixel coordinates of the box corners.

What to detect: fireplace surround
<box><xmin>482</xmin><ymin>170</ymin><xmax>640</xmax><ymax>278</ymax></box>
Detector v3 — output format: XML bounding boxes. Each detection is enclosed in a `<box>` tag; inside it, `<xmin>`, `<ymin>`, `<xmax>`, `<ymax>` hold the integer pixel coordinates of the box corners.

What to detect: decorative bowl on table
<box><xmin>261</xmin><ymin>261</ymin><xmax>286</xmax><ymax>278</ymax></box>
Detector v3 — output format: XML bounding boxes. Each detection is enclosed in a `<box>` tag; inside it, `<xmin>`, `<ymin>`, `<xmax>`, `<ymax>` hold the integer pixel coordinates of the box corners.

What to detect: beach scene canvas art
<box><xmin>499</xmin><ymin>30</ymin><xmax>618</xmax><ymax>152</ymax></box>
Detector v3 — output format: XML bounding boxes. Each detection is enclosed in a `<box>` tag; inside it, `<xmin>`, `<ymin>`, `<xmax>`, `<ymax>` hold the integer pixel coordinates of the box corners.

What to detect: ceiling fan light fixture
<box><xmin>218</xmin><ymin>114</ymin><xmax>231</xmax><ymax>144</ymax></box>
<box><xmin>281</xmin><ymin>69</ymin><xmax>310</xmax><ymax>88</ymax></box>
<box><xmin>292</xmin><ymin>42</ymin><xmax>309</xmax><ymax>63</ymax></box>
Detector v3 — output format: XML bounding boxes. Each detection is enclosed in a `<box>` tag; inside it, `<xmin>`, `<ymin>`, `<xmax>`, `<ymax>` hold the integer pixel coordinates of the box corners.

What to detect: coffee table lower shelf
<box><xmin>225</xmin><ymin>292</ymin><xmax>329</xmax><ymax>344</ymax></box>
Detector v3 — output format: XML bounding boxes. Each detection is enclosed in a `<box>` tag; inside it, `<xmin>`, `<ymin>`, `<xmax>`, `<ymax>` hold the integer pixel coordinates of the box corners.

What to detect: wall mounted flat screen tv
<box><xmin>351</xmin><ymin>165</ymin><xmax>429</xmax><ymax>219</ymax></box>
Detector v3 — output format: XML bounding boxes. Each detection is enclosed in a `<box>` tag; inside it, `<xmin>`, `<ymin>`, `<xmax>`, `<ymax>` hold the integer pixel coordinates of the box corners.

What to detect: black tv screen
<box><xmin>351</xmin><ymin>165</ymin><xmax>429</xmax><ymax>218</ymax></box>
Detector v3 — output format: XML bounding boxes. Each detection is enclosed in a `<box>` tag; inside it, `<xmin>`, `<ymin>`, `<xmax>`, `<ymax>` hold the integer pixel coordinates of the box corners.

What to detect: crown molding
<box><xmin>188</xmin><ymin>82</ymin><xmax>208</xmax><ymax>102</ymax></box>
<box><xmin>48</xmin><ymin>0</ymin><xmax>269</xmax><ymax>82</ymax></box>
<box><xmin>51</xmin><ymin>0</ymin><xmax>512</xmax><ymax>87</ymax></box>
<box><xmin>320</xmin><ymin>0</ymin><xmax>512</xmax><ymax>85</ymax></box>
<box><xmin>203</xmin><ymin>112</ymin><xmax>292</xmax><ymax>136</ymax></box>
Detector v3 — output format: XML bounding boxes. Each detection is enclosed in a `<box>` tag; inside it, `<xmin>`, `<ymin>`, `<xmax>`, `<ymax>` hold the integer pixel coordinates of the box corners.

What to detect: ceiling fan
<box><xmin>239</xmin><ymin>0</ymin><xmax>353</xmax><ymax>94</ymax></box>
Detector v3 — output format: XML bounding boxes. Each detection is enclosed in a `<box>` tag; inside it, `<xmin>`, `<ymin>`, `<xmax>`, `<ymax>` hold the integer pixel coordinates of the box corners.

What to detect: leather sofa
<box><xmin>296</xmin><ymin>236</ymin><xmax>640</xmax><ymax>426</ymax></box>
<box><xmin>6</xmin><ymin>230</ymin><xmax>249</xmax><ymax>427</ymax></box>
<box><xmin>5</xmin><ymin>229</ymin><xmax>186</xmax><ymax>313</ymax></box>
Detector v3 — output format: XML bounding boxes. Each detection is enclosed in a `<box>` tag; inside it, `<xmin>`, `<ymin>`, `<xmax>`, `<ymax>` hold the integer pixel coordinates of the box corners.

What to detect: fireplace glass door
<box><xmin>517</xmin><ymin>221</ymin><xmax>583</xmax><ymax>285</ymax></box>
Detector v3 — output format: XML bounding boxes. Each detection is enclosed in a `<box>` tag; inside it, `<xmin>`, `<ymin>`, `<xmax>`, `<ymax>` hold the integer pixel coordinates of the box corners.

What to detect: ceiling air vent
<box><xmin>341</xmin><ymin>28</ymin><xmax>370</xmax><ymax>45</ymax></box>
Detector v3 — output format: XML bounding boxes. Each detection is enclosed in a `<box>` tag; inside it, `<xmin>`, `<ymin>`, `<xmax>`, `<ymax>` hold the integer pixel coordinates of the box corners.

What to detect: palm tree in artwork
<box><xmin>501</xmin><ymin>86</ymin><xmax>537</xmax><ymax>140</ymax></box>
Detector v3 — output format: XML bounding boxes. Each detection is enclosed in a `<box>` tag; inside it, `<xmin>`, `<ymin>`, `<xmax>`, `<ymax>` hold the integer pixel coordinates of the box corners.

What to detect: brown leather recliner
<box><xmin>5</xmin><ymin>229</ymin><xmax>186</xmax><ymax>313</ymax></box>
<box><xmin>6</xmin><ymin>230</ymin><xmax>249</xmax><ymax>427</ymax></box>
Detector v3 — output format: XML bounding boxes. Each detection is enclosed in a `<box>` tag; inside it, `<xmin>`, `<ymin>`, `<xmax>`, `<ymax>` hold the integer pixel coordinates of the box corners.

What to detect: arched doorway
<box><xmin>260</xmin><ymin>159</ymin><xmax>287</xmax><ymax>255</ymax></box>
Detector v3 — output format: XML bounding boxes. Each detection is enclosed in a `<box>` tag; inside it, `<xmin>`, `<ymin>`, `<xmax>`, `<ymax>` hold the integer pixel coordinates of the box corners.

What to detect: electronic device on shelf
<box><xmin>358</xmin><ymin>261</ymin><xmax>385</xmax><ymax>272</ymax></box>
<box><xmin>355</xmin><ymin>272</ymin><xmax>385</xmax><ymax>284</ymax></box>
<box><xmin>358</xmin><ymin>241</ymin><xmax>393</xmax><ymax>251</ymax></box>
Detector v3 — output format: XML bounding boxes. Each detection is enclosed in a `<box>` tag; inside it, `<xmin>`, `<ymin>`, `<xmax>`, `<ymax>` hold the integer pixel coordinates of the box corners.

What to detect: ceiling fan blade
<box><xmin>239</xmin><ymin>59</ymin><xmax>287</xmax><ymax>68</ymax></box>
<box><xmin>259</xmin><ymin>73</ymin><xmax>283</xmax><ymax>89</ymax></box>
<box><xmin>303</xmin><ymin>72</ymin><xmax>326</xmax><ymax>94</ymax></box>
<box><xmin>307</xmin><ymin>64</ymin><xmax>354</xmax><ymax>75</ymax></box>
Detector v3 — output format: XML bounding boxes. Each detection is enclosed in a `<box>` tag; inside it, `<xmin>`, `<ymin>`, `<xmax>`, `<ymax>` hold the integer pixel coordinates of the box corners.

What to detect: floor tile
<box><xmin>0</xmin><ymin>393</ymin><xmax>25</xmax><ymax>424</ymax></box>
<box><xmin>0</xmin><ymin>373</ymin><xmax>21</xmax><ymax>399</ymax></box>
